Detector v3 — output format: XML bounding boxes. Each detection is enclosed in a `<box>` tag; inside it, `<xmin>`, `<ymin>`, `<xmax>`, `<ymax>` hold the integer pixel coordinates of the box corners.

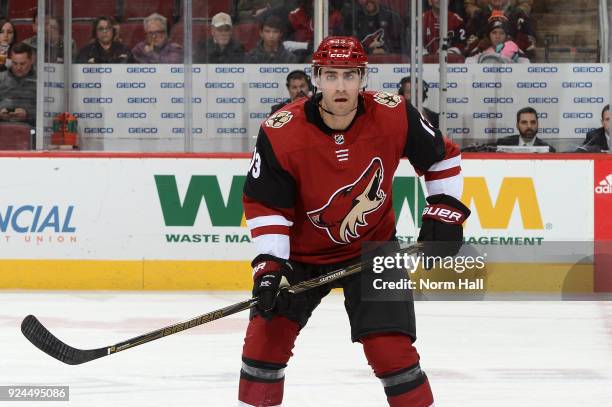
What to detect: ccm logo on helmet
<box><xmin>329</xmin><ymin>53</ymin><xmax>350</xmax><ymax>58</ymax></box>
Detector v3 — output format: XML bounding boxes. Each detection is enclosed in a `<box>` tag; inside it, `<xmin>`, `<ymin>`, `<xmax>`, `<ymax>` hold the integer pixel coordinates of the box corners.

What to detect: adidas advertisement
<box><xmin>595</xmin><ymin>174</ymin><xmax>612</xmax><ymax>194</ymax></box>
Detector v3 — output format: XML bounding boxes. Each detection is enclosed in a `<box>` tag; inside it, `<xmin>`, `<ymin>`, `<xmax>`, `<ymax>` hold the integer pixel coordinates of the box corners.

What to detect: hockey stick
<box><xmin>21</xmin><ymin>242</ymin><xmax>422</xmax><ymax>365</ymax></box>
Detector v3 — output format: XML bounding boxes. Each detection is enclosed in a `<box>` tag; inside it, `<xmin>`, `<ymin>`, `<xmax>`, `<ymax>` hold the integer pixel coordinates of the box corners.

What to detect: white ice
<box><xmin>1</xmin><ymin>292</ymin><xmax>611</xmax><ymax>406</ymax></box>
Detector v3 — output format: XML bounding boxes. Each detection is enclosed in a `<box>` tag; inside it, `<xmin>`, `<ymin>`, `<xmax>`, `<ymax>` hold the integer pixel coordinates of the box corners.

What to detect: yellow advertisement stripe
<box><xmin>0</xmin><ymin>260</ymin><xmax>593</xmax><ymax>292</ymax></box>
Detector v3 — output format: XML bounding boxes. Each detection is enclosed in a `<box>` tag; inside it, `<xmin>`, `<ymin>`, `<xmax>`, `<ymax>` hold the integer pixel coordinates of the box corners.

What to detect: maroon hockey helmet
<box><xmin>312</xmin><ymin>36</ymin><xmax>368</xmax><ymax>69</ymax></box>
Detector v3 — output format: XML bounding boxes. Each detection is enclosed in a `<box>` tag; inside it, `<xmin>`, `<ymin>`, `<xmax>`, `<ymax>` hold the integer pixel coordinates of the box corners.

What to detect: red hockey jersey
<box><xmin>243</xmin><ymin>91</ymin><xmax>462</xmax><ymax>265</ymax></box>
<box><xmin>423</xmin><ymin>10</ymin><xmax>466</xmax><ymax>55</ymax></box>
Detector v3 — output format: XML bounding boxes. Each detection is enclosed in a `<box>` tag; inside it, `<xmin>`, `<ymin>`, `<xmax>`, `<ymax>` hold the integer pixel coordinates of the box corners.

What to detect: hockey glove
<box><xmin>252</xmin><ymin>255</ymin><xmax>292</xmax><ymax>320</ymax></box>
<box><xmin>418</xmin><ymin>194</ymin><xmax>471</xmax><ymax>261</ymax></box>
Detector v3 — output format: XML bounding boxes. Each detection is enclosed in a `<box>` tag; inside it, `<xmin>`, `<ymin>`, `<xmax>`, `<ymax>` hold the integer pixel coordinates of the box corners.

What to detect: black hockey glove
<box><xmin>252</xmin><ymin>255</ymin><xmax>292</xmax><ymax>320</ymax></box>
<box><xmin>418</xmin><ymin>194</ymin><xmax>471</xmax><ymax>260</ymax></box>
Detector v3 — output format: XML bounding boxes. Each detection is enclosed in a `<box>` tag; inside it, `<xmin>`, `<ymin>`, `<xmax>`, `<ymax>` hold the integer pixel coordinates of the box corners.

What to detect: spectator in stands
<box><xmin>22</xmin><ymin>12</ymin><xmax>77</xmax><ymax>63</ymax></box>
<box><xmin>495</xmin><ymin>107</ymin><xmax>556</xmax><ymax>152</ymax></box>
<box><xmin>0</xmin><ymin>19</ymin><xmax>16</xmax><ymax>71</ymax></box>
<box><xmin>0</xmin><ymin>43</ymin><xmax>36</xmax><ymax>126</ymax></box>
<box><xmin>245</xmin><ymin>15</ymin><xmax>298</xmax><ymax>63</ymax></box>
<box><xmin>464</xmin><ymin>0</ymin><xmax>532</xmax><ymax>18</ymax></box>
<box><xmin>579</xmin><ymin>105</ymin><xmax>610</xmax><ymax>152</ymax></box>
<box><xmin>465</xmin><ymin>0</ymin><xmax>535</xmax><ymax>59</ymax></box>
<box><xmin>237</xmin><ymin>0</ymin><xmax>287</xmax><ymax>22</ymax></box>
<box><xmin>423</xmin><ymin>0</ymin><xmax>466</xmax><ymax>57</ymax></box>
<box><xmin>467</xmin><ymin>15</ymin><xmax>524</xmax><ymax>62</ymax></box>
<box><xmin>343</xmin><ymin>0</ymin><xmax>405</xmax><ymax>55</ymax></box>
<box><xmin>132</xmin><ymin>13</ymin><xmax>183</xmax><ymax>63</ymax></box>
<box><xmin>398</xmin><ymin>76</ymin><xmax>439</xmax><ymax>128</ymax></box>
<box><xmin>285</xmin><ymin>0</ymin><xmax>343</xmax><ymax>60</ymax></box>
<box><xmin>270</xmin><ymin>70</ymin><xmax>312</xmax><ymax>114</ymax></box>
<box><xmin>194</xmin><ymin>12</ymin><xmax>245</xmax><ymax>63</ymax></box>
<box><xmin>76</xmin><ymin>16</ymin><xmax>134</xmax><ymax>63</ymax></box>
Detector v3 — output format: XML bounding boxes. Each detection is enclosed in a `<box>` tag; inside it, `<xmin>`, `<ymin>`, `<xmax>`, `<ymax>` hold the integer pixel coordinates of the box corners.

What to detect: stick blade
<box><xmin>21</xmin><ymin>315</ymin><xmax>105</xmax><ymax>365</ymax></box>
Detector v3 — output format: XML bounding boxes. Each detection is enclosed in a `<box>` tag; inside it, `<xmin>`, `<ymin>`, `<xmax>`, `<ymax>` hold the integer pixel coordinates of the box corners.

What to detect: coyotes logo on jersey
<box><xmin>373</xmin><ymin>92</ymin><xmax>402</xmax><ymax>108</ymax></box>
<box><xmin>307</xmin><ymin>158</ymin><xmax>386</xmax><ymax>244</ymax></box>
<box><xmin>265</xmin><ymin>111</ymin><xmax>293</xmax><ymax>128</ymax></box>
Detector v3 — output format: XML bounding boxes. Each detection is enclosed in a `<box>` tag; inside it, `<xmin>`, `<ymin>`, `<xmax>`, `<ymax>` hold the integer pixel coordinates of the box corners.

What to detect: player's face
<box><xmin>603</xmin><ymin>110</ymin><xmax>610</xmax><ymax>134</ymax></box>
<box><xmin>287</xmin><ymin>78</ymin><xmax>309</xmax><ymax>101</ymax></box>
<box><xmin>317</xmin><ymin>67</ymin><xmax>362</xmax><ymax>115</ymax></box>
<box><xmin>517</xmin><ymin>113</ymin><xmax>538</xmax><ymax>139</ymax></box>
<box><xmin>489</xmin><ymin>27</ymin><xmax>506</xmax><ymax>46</ymax></box>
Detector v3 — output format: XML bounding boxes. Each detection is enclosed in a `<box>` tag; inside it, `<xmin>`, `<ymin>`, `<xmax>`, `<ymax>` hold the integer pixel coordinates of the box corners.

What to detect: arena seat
<box><xmin>123</xmin><ymin>0</ymin><xmax>174</xmax><ymax>20</ymax></box>
<box><xmin>72</xmin><ymin>21</ymin><xmax>94</xmax><ymax>50</ymax></box>
<box><xmin>8</xmin><ymin>0</ymin><xmax>36</xmax><ymax>19</ymax></box>
<box><xmin>119</xmin><ymin>21</ymin><xmax>146</xmax><ymax>49</ymax></box>
<box><xmin>72</xmin><ymin>0</ymin><xmax>118</xmax><ymax>19</ymax></box>
<box><xmin>13</xmin><ymin>22</ymin><xmax>34</xmax><ymax>43</ymax></box>
<box><xmin>169</xmin><ymin>21</ymin><xmax>210</xmax><ymax>46</ymax></box>
<box><xmin>234</xmin><ymin>23</ymin><xmax>260</xmax><ymax>52</ymax></box>
<box><xmin>367</xmin><ymin>53</ymin><xmax>407</xmax><ymax>63</ymax></box>
<box><xmin>0</xmin><ymin>123</ymin><xmax>32</xmax><ymax>150</ymax></box>
<box><xmin>379</xmin><ymin>0</ymin><xmax>408</xmax><ymax>17</ymax></box>
<box><xmin>193</xmin><ymin>0</ymin><xmax>232</xmax><ymax>18</ymax></box>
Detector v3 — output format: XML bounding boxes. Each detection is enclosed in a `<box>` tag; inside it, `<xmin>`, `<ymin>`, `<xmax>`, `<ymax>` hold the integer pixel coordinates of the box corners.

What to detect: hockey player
<box><xmin>239</xmin><ymin>36</ymin><xmax>470</xmax><ymax>406</ymax></box>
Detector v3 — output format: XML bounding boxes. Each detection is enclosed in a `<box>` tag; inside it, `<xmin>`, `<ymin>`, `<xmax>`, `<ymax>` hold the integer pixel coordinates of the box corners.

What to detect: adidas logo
<box><xmin>595</xmin><ymin>174</ymin><xmax>612</xmax><ymax>194</ymax></box>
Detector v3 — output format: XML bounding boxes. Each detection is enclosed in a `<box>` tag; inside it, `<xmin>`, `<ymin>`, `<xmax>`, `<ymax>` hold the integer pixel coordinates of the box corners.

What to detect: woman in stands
<box><xmin>76</xmin><ymin>16</ymin><xmax>134</xmax><ymax>63</ymax></box>
<box><xmin>0</xmin><ymin>19</ymin><xmax>16</xmax><ymax>71</ymax></box>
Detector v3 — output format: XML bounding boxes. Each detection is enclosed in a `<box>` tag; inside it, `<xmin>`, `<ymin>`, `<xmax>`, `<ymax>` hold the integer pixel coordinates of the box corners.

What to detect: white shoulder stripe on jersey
<box><xmin>253</xmin><ymin>234</ymin><xmax>290</xmax><ymax>260</ymax></box>
<box><xmin>246</xmin><ymin>215</ymin><xmax>294</xmax><ymax>229</ymax></box>
<box><xmin>419</xmin><ymin>117</ymin><xmax>436</xmax><ymax>137</ymax></box>
<box><xmin>427</xmin><ymin>155</ymin><xmax>461</xmax><ymax>172</ymax></box>
<box><xmin>425</xmin><ymin>174</ymin><xmax>463</xmax><ymax>201</ymax></box>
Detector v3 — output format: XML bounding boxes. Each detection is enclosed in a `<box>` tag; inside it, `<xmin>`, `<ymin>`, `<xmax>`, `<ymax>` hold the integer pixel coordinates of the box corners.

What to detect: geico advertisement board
<box><xmin>68</xmin><ymin>64</ymin><xmax>608</xmax><ymax>148</ymax></box>
<box><xmin>0</xmin><ymin>157</ymin><xmax>593</xmax><ymax>261</ymax></box>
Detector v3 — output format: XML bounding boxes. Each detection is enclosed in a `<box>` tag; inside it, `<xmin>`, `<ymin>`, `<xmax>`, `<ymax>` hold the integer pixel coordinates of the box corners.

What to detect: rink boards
<box><xmin>0</xmin><ymin>153</ymin><xmax>611</xmax><ymax>292</ymax></box>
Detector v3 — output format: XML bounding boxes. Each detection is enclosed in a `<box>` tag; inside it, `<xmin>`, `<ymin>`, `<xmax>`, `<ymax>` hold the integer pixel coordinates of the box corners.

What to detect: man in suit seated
<box><xmin>495</xmin><ymin>106</ymin><xmax>556</xmax><ymax>152</ymax></box>
<box><xmin>578</xmin><ymin>104</ymin><xmax>609</xmax><ymax>152</ymax></box>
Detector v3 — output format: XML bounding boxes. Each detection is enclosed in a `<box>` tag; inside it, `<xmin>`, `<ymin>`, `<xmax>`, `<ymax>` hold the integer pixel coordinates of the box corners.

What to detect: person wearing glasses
<box><xmin>132</xmin><ymin>13</ymin><xmax>183</xmax><ymax>63</ymax></box>
<box><xmin>76</xmin><ymin>16</ymin><xmax>134</xmax><ymax>63</ymax></box>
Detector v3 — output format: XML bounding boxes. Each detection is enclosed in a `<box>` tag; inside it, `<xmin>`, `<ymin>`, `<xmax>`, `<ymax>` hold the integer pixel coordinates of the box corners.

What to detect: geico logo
<box><xmin>170</xmin><ymin>67</ymin><xmax>201</xmax><ymax>73</ymax></box>
<box><xmin>572</xmin><ymin>66</ymin><xmax>603</xmax><ymax>73</ymax></box>
<box><xmin>445</xmin><ymin>112</ymin><xmax>459</xmax><ymax>118</ymax></box>
<box><xmin>171</xmin><ymin>127</ymin><xmax>204</xmax><ymax>134</ymax></box>
<box><xmin>537</xmin><ymin>112</ymin><xmax>548</xmax><ymax>119</ymax></box>
<box><xmin>517</xmin><ymin>82</ymin><xmax>547</xmax><ymax>88</ymax></box>
<box><xmin>392</xmin><ymin>67</ymin><xmax>411</xmax><ymax>73</ymax></box>
<box><xmin>161</xmin><ymin>82</ymin><xmax>184</xmax><ymax>88</ymax></box>
<box><xmin>43</xmin><ymin>112</ymin><xmax>54</xmax><ymax>118</ymax></box>
<box><xmin>485</xmin><ymin>127</ymin><xmax>514</xmax><ymax>134</ymax></box>
<box><xmin>216</xmin><ymin>97</ymin><xmax>246</xmax><ymax>103</ymax></box>
<box><xmin>447</xmin><ymin>97</ymin><xmax>469</xmax><ymax>103</ymax></box>
<box><xmin>128</xmin><ymin>127</ymin><xmax>158</xmax><ymax>134</ymax></box>
<box><xmin>82</xmin><ymin>67</ymin><xmax>112</xmax><ymax>73</ymax></box>
<box><xmin>44</xmin><ymin>66</ymin><xmax>56</xmax><ymax>73</ymax></box>
<box><xmin>127</xmin><ymin>97</ymin><xmax>158</xmax><ymax>103</ymax></box>
<box><xmin>72</xmin><ymin>82</ymin><xmax>101</xmax><ymax>89</ymax></box>
<box><xmin>217</xmin><ymin>128</ymin><xmax>247</xmax><ymax>134</ymax></box>
<box><xmin>259</xmin><ymin>66</ymin><xmax>289</xmax><ymax>74</ymax></box>
<box><xmin>473</xmin><ymin>112</ymin><xmax>502</xmax><ymax>119</ymax></box>
<box><xmin>170</xmin><ymin>97</ymin><xmax>202</xmax><ymax>103</ymax></box>
<box><xmin>562</xmin><ymin>81</ymin><xmax>592</xmax><ymax>88</ymax></box>
<box><xmin>574</xmin><ymin>127</ymin><xmax>596</xmax><ymax>134</ymax></box>
<box><xmin>483</xmin><ymin>97</ymin><xmax>513</xmax><ymax>104</ymax></box>
<box><xmin>472</xmin><ymin>82</ymin><xmax>501</xmax><ymax>88</ymax></box>
<box><xmin>573</xmin><ymin>96</ymin><xmax>604</xmax><ymax>103</ymax></box>
<box><xmin>429</xmin><ymin>82</ymin><xmax>458</xmax><ymax>88</ymax></box>
<box><xmin>74</xmin><ymin>112</ymin><xmax>103</xmax><ymax>119</ymax></box>
<box><xmin>447</xmin><ymin>66</ymin><xmax>468</xmax><ymax>73</ymax></box>
<box><xmin>249</xmin><ymin>82</ymin><xmax>278</xmax><ymax>89</ymax></box>
<box><xmin>482</xmin><ymin>66</ymin><xmax>512</xmax><ymax>73</ymax></box>
<box><xmin>206</xmin><ymin>82</ymin><xmax>235</xmax><ymax>88</ymax></box>
<box><xmin>527</xmin><ymin>67</ymin><xmax>558</xmax><ymax>73</ymax></box>
<box><xmin>44</xmin><ymin>81</ymin><xmax>64</xmax><ymax>88</ymax></box>
<box><xmin>117</xmin><ymin>82</ymin><xmax>146</xmax><ymax>88</ymax></box>
<box><xmin>383</xmin><ymin>82</ymin><xmax>399</xmax><ymax>89</ymax></box>
<box><xmin>207</xmin><ymin>112</ymin><xmax>236</xmax><ymax>119</ymax></box>
<box><xmin>260</xmin><ymin>97</ymin><xmax>284</xmax><ymax>104</ymax></box>
<box><xmin>562</xmin><ymin>112</ymin><xmax>593</xmax><ymax>119</ymax></box>
<box><xmin>216</xmin><ymin>67</ymin><xmax>245</xmax><ymax>73</ymax></box>
<box><xmin>249</xmin><ymin>112</ymin><xmax>268</xmax><ymax>119</ymax></box>
<box><xmin>127</xmin><ymin>67</ymin><xmax>157</xmax><ymax>74</ymax></box>
<box><xmin>528</xmin><ymin>97</ymin><xmax>559</xmax><ymax>104</ymax></box>
<box><xmin>117</xmin><ymin>112</ymin><xmax>147</xmax><ymax>119</ymax></box>
<box><xmin>84</xmin><ymin>127</ymin><xmax>114</xmax><ymax>134</ymax></box>
<box><xmin>367</xmin><ymin>67</ymin><xmax>379</xmax><ymax>73</ymax></box>
<box><xmin>43</xmin><ymin>96</ymin><xmax>55</xmax><ymax>103</ymax></box>
<box><xmin>161</xmin><ymin>112</ymin><xmax>185</xmax><ymax>119</ymax></box>
<box><xmin>448</xmin><ymin>128</ymin><xmax>470</xmax><ymax>134</ymax></box>
<box><xmin>540</xmin><ymin>128</ymin><xmax>559</xmax><ymax>134</ymax></box>
<box><xmin>83</xmin><ymin>97</ymin><xmax>113</xmax><ymax>103</ymax></box>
